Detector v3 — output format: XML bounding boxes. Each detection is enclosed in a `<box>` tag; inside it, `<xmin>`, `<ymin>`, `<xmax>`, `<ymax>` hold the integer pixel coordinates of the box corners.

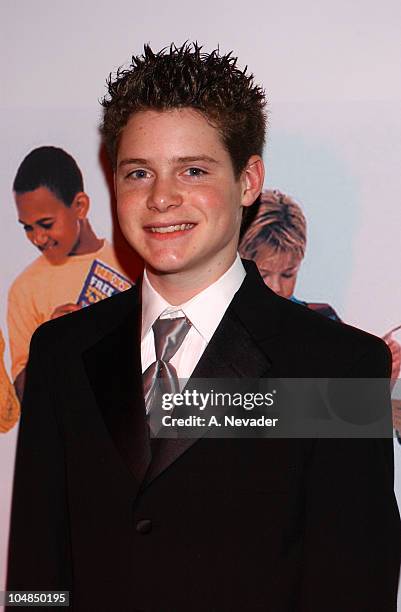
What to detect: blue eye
<box><xmin>128</xmin><ymin>169</ymin><xmax>148</xmax><ymax>179</ymax></box>
<box><xmin>186</xmin><ymin>167</ymin><xmax>206</xmax><ymax>177</ymax></box>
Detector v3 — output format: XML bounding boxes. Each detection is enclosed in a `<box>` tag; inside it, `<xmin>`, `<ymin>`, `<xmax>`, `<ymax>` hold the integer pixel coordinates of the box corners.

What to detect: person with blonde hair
<box><xmin>240</xmin><ymin>188</ymin><xmax>401</xmax><ymax>423</ymax></box>
<box><xmin>240</xmin><ymin>189</ymin><xmax>339</xmax><ymax>318</ymax></box>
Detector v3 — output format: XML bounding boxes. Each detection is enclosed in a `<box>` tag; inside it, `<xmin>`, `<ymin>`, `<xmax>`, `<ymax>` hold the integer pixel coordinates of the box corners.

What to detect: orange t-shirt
<box><xmin>0</xmin><ymin>329</ymin><xmax>20</xmax><ymax>432</ymax></box>
<box><xmin>7</xmin><ymin>240</ymin><xmax>131</xmax><ymax>380</ymax></box>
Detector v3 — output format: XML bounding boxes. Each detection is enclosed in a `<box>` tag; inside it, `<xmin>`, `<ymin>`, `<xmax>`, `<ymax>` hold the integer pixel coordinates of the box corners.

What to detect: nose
<box><xmin>147</xmin><ymin>176</ymin><xmax>182</xmax><ymax>212</ymax></box>
<box><xmin>266</xmin><ymin>275</ymin><xmax>284</xmax><ymax>297</ymax></box>
<box><xmin>31</xmin><ymin>227</ymin><xmax>48</xmax><ymax>247</ymax></box>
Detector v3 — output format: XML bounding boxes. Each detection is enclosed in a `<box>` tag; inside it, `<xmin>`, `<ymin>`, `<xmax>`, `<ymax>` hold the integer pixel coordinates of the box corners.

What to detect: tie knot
<box><xmin>152</xmin><ymin>315</ymin><xmax>192</xmax><ymax>363</ymax></box>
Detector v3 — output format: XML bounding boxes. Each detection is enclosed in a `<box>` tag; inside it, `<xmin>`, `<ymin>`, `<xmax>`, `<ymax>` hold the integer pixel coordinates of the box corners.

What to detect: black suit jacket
<box><xmin>7</xmin><ymin>262</ymin><xmax>401</xmax><ymax>611</ymax></box>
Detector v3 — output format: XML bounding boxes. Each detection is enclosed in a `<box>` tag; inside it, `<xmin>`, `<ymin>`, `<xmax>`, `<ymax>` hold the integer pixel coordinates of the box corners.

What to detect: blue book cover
<box><xmin>77</xmin><ymin>259</ymin><xmax>133</xmax><ymax>307</ymax></box>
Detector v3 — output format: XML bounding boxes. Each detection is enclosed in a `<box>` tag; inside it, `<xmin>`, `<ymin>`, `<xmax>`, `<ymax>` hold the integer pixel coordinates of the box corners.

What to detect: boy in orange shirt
<box><xmin>0</xmin><ymin>329</ymin><xmax>20</xmax><ymax>432</ymax></box>
<box><xmin>7</xmin><ymin>146</ymin><xmax>132</xmax><ymax>399</ymax></box>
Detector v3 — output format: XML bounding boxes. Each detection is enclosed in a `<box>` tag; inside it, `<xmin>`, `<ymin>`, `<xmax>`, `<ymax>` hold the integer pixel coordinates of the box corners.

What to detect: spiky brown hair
<box><xmin>100</xmin><ymin>42</ymin><xmax>267</xmax><ymax>177</ymax></box>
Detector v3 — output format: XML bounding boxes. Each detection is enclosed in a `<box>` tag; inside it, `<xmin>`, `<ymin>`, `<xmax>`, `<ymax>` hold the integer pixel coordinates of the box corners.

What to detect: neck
<box><xmin>145</xmin><ymin>255</ymin><xmax>237</xmax><ymax>305</ymax></box>
<box><xmin>70</xmin><ymin>220</ymin><xmax>104</xmax><ymax>255</ymax></box>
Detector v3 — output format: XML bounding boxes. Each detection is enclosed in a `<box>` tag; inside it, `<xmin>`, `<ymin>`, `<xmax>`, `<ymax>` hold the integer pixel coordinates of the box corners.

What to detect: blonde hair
<box><xmin>240</xmin><ymin>189</ymin><xmax>306</xmax><ymax>259</ymax></box>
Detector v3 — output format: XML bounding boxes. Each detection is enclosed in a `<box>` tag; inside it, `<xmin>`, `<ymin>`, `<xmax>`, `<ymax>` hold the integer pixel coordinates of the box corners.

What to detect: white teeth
<box><xmin>150</xmin><ymin>224</ymin><xmax>194</xmax><ymax>233</ymax></box>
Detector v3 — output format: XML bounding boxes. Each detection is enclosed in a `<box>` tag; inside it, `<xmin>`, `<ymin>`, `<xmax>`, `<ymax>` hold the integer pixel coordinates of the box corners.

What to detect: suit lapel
<box><xmin>81</xmin><ymin>263</ymin><xmax>282</xmax><ymax>489</ymax></box>
<box><xmin>143</xmin><ymin>262</ymin><xmax>280</xmax><ymax>486</ymax></box>
<box><xmin>82</xmin><ymin>286</ymin><xmax>151</xmax><ymax>485</ymax></box>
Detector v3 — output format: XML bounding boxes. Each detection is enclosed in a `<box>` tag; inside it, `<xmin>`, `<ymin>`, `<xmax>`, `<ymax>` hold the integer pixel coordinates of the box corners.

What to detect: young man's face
<box><xmin>15</xmin><ymin>186</ymin><xmax>82</xmax><ymax>264</ymax></box>
<box><xmin>252</xmin><ymin>244</ymin><xmax>302</xmax><ymax>299</ymax></box>
<box><xmin>115</xmin><ymin>108</ymin><xmax>263</xmax><ymax>286</ymax></box>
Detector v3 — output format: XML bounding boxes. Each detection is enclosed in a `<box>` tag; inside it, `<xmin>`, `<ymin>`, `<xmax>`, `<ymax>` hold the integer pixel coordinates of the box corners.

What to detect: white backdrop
<box><xmin>1</xmin><ymin>0</ymin><xmax>400</xmax><ymax>606</ymax></box>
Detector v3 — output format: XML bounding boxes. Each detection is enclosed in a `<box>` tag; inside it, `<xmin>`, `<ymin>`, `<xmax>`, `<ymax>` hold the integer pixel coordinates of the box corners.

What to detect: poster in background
<box><xmin>1</xmin><ymin>0</ymin><xmax>400</xmax><ymax>607</ymax></box>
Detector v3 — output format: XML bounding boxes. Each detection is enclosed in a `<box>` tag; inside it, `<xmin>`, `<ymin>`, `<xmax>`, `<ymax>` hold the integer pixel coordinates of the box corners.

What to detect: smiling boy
<box><xmin>7</xmin><ymin>44</ymin><xmax>400</xmax><ymax>611</ymax></box>
<box><xmin>7</xmin><ymin>146</ymin><xmax>131</xmax><ymax>398</ymax></box>
<box><xmin>115</xmin><ymin>107</ymin><xmax>262</xmax><ymax>301</ymax></box>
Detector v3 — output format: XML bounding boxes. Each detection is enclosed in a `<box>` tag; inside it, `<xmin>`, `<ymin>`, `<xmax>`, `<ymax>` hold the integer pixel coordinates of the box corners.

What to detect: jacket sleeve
<box><xmin>298</xmin><ymin>340</ymin><xmax>401</xmax><ymax>611</ymax></box>
<box><xmin>6</xmin><ymin>325</ymin><xmax>72</xmax><ymax>600</ymax></box>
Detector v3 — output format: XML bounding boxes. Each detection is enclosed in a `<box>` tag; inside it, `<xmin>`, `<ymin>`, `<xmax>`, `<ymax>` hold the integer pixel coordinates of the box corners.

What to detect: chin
<box><xmin>44</xmin><ymin>251</ymin><xmax>68</xmax><ymax>265</ymax></box>
<box><xmin>146</xmin><ymin>264</ymin><xmax>185</xmax><ymax>276</ymax></box>
<box><xmin>142</xmin><ymin>249</ymin><xmax>186</xmax><ymax>268</ymax></box>
<box><xmin>145</xmin><ymin>256</ymin><xmax>192</xmax><ymax>276</ymax></box>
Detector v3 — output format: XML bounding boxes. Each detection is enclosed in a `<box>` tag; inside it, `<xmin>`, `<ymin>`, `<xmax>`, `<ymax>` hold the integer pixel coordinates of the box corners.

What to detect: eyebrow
<box><xmin>176</xmin><ymin>155</ymin><xmax>219</xmax><ymax>165</ymax></box>
<box><xmin>18</xmin><ymin>217</ymin><xmax>54</xmax><ymax>225</ymax></box>
<box><xmin>260</xmin><ymin>266</ymin><xmax>298</xmax><ymax>273</ymax></box>
<box><xmin>118</xmin><ymin>155</ymin><xmax>219</xmax><ymax>169</ymax></box>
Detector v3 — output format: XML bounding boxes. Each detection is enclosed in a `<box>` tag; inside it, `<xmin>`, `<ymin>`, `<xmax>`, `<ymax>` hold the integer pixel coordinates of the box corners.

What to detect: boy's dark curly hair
<box><xmin>100</xmin><ymin>42</ymin><xmax>267</xmax><ymax>177</ymax></box>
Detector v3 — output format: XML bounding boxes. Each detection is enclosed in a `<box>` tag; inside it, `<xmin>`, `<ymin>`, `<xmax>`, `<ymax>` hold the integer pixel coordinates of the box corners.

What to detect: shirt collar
<box><xmin>141</xmin><ymin>255</ymin><xmax>246</xmax><ymax>342</ymax></box>
<box><xmin>141</xmin><ymin>270</ymin><xmax>172</xmax><ymax>340</ymax></box>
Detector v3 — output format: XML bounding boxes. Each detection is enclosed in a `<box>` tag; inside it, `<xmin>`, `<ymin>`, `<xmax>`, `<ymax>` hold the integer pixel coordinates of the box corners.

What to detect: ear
<box><xmin>71</xmin><ymin>192</ymin><xmax>90</xmax><ymax>219</ymax></box>
<box><xmin>240</xmin><ymin>155</ymin><xmax>265</xmax><ymax>208</ymax></box>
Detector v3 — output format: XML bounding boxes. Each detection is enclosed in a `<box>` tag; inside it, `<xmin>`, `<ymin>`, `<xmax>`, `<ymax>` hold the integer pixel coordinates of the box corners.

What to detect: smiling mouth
<box><xmin>147</xmin><ymin>223</ymin><xmax>195</xmax><ymax>234</ymax></box>
<box><xmin>39</xmin><ymin>242</ymin><xmax>57</xmax><ymax>252</ymax></box>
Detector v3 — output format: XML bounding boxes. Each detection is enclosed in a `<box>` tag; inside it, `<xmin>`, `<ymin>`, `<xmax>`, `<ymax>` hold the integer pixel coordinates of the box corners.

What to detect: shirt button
<box><xmin>136</xmin><ymin>519</ymin><xmax>152</xmax><ymax>534</ymax></box>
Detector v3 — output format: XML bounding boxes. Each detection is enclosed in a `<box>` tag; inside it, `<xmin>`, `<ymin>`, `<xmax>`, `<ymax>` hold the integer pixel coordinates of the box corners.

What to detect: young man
<box><xmin>7</xmin><ymin>146</ymin><xmax>132</xmax><ymax>399</ymax></box>
<box><xmin>7</xmin><ymin>44</ymin><xmax>401</xmax><ymax>611</ymax></box>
